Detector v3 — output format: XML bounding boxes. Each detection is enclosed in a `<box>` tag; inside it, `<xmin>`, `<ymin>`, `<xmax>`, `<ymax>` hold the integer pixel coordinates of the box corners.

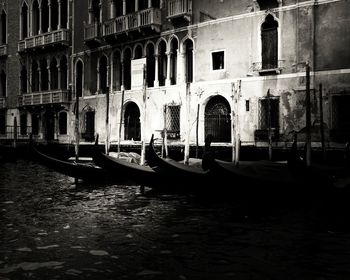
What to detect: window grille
<box><xmin>166</xmin><ymin>105</ymin><xmax>180</xmax><ymax>139</ymax></box>
<box><xmin>259</xmin><ymin>97</ymin><xmax>279</xmax><ymax>129</ymax></box>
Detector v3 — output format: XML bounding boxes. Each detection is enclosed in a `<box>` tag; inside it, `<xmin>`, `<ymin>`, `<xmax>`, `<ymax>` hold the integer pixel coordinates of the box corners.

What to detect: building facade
<box><xmin>1</xmin><ymin>0</ymin><xmax>350</xmax><ymax>158</ymax></box>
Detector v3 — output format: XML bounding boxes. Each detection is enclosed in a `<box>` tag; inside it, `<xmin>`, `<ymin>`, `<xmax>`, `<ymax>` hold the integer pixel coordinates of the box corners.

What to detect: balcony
<box><xmin>0</xmin><ymin>97</ymin><xmax>6</xmax><ymax>108</ymax></box>
<box><xmin>250</xmin><ymin>60</ymin><xmax>285</xmax><ymax>75</ymax></box>
<box><xmin>18</xmin><ymin>90</ymin><xmax>71</xmax><ymax>107</ymax></box>
<box><xmin>103</xmin><ymin>8</ymin><xmax>161</xmax><ymax>40</ymax></box>
<box><xmin>84</xmin><ymin>22</ymin><xmax>102</xmax><ymax>47</ymax></box>
<box><xmin>167</xmin><ymin>0</ymin><xmax>192</xmax><ymax>23</ymax></box>
<box><xmin>18</xmin><ymin>29</ymin><xmax>69</xmax><ymax>52</ymax></box>
<box><xmin>0</xmin><ymin>44</ymin><xmax>7</xmax><ymax>57</ymax></box>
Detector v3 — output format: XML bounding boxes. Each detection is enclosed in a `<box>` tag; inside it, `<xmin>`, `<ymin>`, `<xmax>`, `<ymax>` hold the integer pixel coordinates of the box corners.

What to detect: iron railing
<box><xmin>84</xmin><ymin>22</ymin><xmax>101</xmax><ymax>41</ymax></box>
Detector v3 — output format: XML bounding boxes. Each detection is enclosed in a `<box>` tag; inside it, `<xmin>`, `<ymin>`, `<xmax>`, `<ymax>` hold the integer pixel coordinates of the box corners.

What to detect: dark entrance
<box><xmin>84</xmin><ymin>111</ymin><xmax>95</xmax><ymax>142</ymax></box>
<box><xmin>124</xmin><ymin>102</ymin><xmax>141</xmax><ymax>141</ymax></box>
<box><xmin>205</xmin><ymin>96</ymin><xmax>231</xmax><ymax>142</ymax></box>
<box><xmin>44</xmin><ymin>111</ymin><xmax>55</xmax><ymax>141</ymax></box>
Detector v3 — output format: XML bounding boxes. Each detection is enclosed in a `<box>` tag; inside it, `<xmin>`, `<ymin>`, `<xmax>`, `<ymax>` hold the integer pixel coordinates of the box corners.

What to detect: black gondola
<box><xmin>92</xmin><ymin>134</ymin><xmax>160</xmax><ymax>186</ymax></box>
<box><xmin>31</xmin><ymin>145</ymin><xmax>116</xmax><ymax>183</ymax></box>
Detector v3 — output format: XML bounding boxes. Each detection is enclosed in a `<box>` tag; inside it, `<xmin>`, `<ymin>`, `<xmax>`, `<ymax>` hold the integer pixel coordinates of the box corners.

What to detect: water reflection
<box><xmin>1</xmin><ymin>159</ymin><xmax>350</xmax><ymax>279</ymax></box>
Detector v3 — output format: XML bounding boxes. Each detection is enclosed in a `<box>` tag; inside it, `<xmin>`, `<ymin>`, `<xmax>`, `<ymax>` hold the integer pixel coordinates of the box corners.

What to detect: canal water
<box><xmin>1</xmin><ymin>159</ymin><xmax>350</xmax><ymax>280</ymax></box>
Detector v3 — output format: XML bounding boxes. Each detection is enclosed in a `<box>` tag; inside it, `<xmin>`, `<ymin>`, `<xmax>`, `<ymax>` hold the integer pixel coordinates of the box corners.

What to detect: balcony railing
<box><xmin>18</xmin><ymin>90</ymin><xmax>70</xmax><ymax>106</ymax></box>
<box><xmin>18</xmin><ymin>29</ymin><xmax>69</xmax><ymax>52</ymax></box>
<box><xmin>0</xmin><ymin>97</ymin><xmax>6</xmax><ymax>108</ymax></box>
<box><xmin>167</xmin><ymin>0</ymin><xmax>192</xmax><ymax>19</ymax></box>
<box><xmin>250</xmin><ymin>60</ymin><xmax>285</xmax><ymax>74</ymax></box>
<box><xmin>103</xmin><ymin>8</ymin><xmax>161</xmax><ymax>37</ymax></box>
<box><xmin>84</xmin><ymin>22</ymin><xmax>101</xmax><ymax>41</ymax></box>
<box><xmin>0</xmin><ymin>44</ymin><xmax>7</xmax><ymax>56</ymax></box>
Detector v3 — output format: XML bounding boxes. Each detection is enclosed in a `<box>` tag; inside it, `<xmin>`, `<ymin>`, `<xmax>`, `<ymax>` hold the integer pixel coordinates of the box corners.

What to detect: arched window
<box><xmin>123</xmin><ymin>49</ymin><xmax>132</xmax><ymax>90</ymax></box>
<box><xmin>0</xmin><ymin>70</ymin><xmax>6</xmax><ymax>97</ymax></box>
<box><xmin>32</xmin><ymin>0</ymin><xmax>40</xmax><ymax>35</ymax></box>
<box><xmin>91</xmin><ymin>0</ymin><xmax>101</xmax><ymax>23</ymax></box>
<box><xmin>40</xmin><ymin>59</ymin><xmax>48</xmax><ymax>91</ymax></box>
<box><xmin>50</xmin><ymin>58</ymin><xmax>58</xmax><ymax>90</ymax></box>
<box><xmin>61</xmin><ymin>0</ymin><xmax>68</xmax><ymax>28</ymax></box>
<box><xmin>20</xmin><ymin>65</ymin><xmax>27</xmax><ymax>94</ymax></box>
<box><xmin>146</xmin><ymin>44</ymin><xmax>155</xmax><ymax>87</ymax></box>
<box><xmin>99</xmin><ymin>55</ymin><xmax>108</xmax><ymax>93</ymax></box>
<box><xmin>0</xmin><ymin>9</ymin><xmax>7</xmax><ymax>45</ymax></box>
<box><xmin>115</xmin><ymin>0</ymin><xmax>123</xmax><ymax>17</ymax></box>
<box><xmin>60</xmin><ymin>56</ymin><xmax>68</xmax><ymax>90</ymax></box>
<box><xmin>139</xmin><ymin>0</ymin><xmax>148</xmax><ymax>10</ymax></box>
<box><xmin>126</xmin><ymin>0</ymin><xmax>135</xmax><ymax>13</ymax></box>
<box><xmin>205</xmin><ymin>96</ymin><xmax>231</xmax><ymax>143</ymax></box>
<box><xmin>134</xmin><ymin>45</ymin><xmax>143</xmax><ymax>59</ymax></box>
<box><xmin>261</xmin><ymin>15</ymin><xmax>278</xmax><ymax>70</ymax></box>
<box><xmin>21</xmin><ymin>3</ymin><xmax>28</xmax><ymax>39</ymax></box>
<box><xmin>59</xmin><ymin>111</ymin><xmax>67</xmax><ymax>135</ymax></box>
<box><xmin>124</xmin><ymin>102</ymin><xmax>140</xmax><ymax>141</ymax></box>
<box><xmin>32</xmin><ymin>61</ymin><xmax>39</xmax><ymax>92</ymax></box>
<box><xmin>170</xmin><ymin>38</ymin><xmax>178</xmax><ymax>85</ymax></box>
<box><xmin>184</xmin><ymin>39</ymin><xmax>193</xmax><ymax>83</ymax></box>
<box><xmin>41</xmin><ymin>0</ymin><xmax>49</xmax><ymax>33</ymax></box>
<box><xmin>158</xmin><ymin>40</ymin><xmax>167</xmax><ymax>87</ymax></box>
<box><xmin>76</xmin><ymin>60</ymin><xmax>83</xmax><ymax>97</ymax></box>
<box><xmin>112</xmin><ymin>51</ymin><xmax>122</xmax><ymax>91</ymax></box>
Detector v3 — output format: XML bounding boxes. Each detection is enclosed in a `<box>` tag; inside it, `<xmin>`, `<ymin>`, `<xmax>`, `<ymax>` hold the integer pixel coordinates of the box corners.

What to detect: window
<box><xmin>331</xmin><ymin>95</ymin><xmax>350</xmax><ymax>141</ymax></box>
<box><xmin>32</xmin><ymin>113</ymin><xmax>39</xmax><ymax>135</ymax></box>
<box><xmin>0</xmin><ymin>112</ymin><xmax>5</xmax><ymax>135</ymax></box>
<box><xmin>166</xmin><ymin>105</ymin><xmax>180</xmax><ymax>139</ymax></box>
<box><xmin>20</xmin><ymin>114</ymin><xmax>27</xmax><ymax>135</ymax></box>
<box><xmin>212</xmin><ymin>51</ymin><xmax>225</xmax><ymax>70</ymax></box>
<box><xmin>59</xmin><ymin>112</ymin><xmax>67</xmax><ymax>135</ymax></box>
<box><xmin>0</xmin><ymin>70</ymin><xmax>6</xmax><ymax>97</ymax></box>
<box><xmin>259</xmin><ymin>97</ymin><xmax>279</xmax><ymax>129</ymax></box>
<box><xmin>0</xmin><ymin>9</ymin><xmax>7</xmax><ymax>45</ymax></box>
<box><xmin>261</xmin><ymin>15</ymin><xmax>278</xmax><ymax>70</ymax></box>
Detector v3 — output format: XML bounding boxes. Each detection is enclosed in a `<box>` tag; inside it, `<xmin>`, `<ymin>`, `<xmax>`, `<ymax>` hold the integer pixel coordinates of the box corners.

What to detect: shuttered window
<box><xmin>261</xmin><ymin>15</ymin><xmax>278</xmax><ymax>70</ymax></box>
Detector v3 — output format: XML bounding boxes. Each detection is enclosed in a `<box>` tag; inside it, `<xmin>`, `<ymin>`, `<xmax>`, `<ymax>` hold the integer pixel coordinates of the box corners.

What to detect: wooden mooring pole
<box><xmin>305</xmin><ymin>63</ymin><xmax>312</xmax><ymax>166</ymax></box>
<box><xmin>319</xmin><ymin>83</ymin><xmax>326</xmax><ymax>161</ymax></box>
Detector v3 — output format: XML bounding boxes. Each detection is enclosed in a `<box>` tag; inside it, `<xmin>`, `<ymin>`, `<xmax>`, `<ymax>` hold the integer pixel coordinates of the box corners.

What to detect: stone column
<box><xmin>135</xmin><ymin>0</ymin><xmax>139</xmax><ymax>11</ymax></box>
<box><xmin>48</xmin><ymin>0</ymin><xmax>52</xmax><ymax>32</ymax></box>
<box><xmin>154</xmin><ymin>54</ymin><xmax>159</xmax><ymax>87</ymax></box>
<box><xmin>148</xmin><ymin>0</ymin><xmax>152</xmax><ymax>8</ymax></box>
<box><xmin>123</xmin><ymin>0</ymin><xmax>126</xmax><ymax>15</ymax></box>
<box><xmin>110</xmin><ymin>0</ymin><xmax>116</xmax><ymax>18</ymax></box>
<box><xmin>57</xmin><ymin>63</ymin><xmax>61</xmax><ymax>89</ymax></box>
<box><xmin>47</xmin><ymin>59</ymin><xmax>51</xmax><ymax>90</ymax></box>
<box><xmin>58</xmin><ymin>0</ymin><xmax>62</xmax><ymax>29</ymax></box>
<box><xmin>97</xmin><ymin>66</ymin><xmax>100</xmax><ymax>93</ymax></box>
<box><xmin>39</xmin><ymin>4</ymin><xmax>43</xmax><ymax>34</ymax></box>
<box><xmin>177</xmin><ymin>50</ymin><xmax>184</xmax><ymax>85</ymax></box>
<box><xmin>38</xmin><ymin>69</ymin><xmax>42</xmax><ymax>91</ymax></box>
<box><xmin>165</xmin><ymin>51</ymin><xmax>171</xmax><ymax>86</ymax></box>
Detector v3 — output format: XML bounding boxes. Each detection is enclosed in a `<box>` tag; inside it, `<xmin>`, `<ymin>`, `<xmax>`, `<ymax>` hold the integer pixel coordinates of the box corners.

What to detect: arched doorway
<box><xmin>205</xmin><ymin>96</ymin><xmax>231</xmax><ymax>142</ymax></box>
<box><xmin>44</xmin><ymin>110</ymin><xmax>55</xmax><ymax>141</ymax></box>
<box><xmin>124</xmin><ymin>102</ymin><xmax>140</xmax><ymax>141</ymax></box>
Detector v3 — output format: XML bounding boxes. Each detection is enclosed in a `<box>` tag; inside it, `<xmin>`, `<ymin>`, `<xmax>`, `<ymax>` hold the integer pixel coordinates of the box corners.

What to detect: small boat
<box><xmin>31</xmin><ymin>144</ymin><xmax>116</xmax><ymax>183</ymax></box>
<box><xmin>147</xmin><ymin>134</ymin><xmax>210</xmax><ymax>189</ymax></box>
<box><xmin>92</xmin><ymin>134</ymin><xmax>159</xmax><ymax>186</ymax></box>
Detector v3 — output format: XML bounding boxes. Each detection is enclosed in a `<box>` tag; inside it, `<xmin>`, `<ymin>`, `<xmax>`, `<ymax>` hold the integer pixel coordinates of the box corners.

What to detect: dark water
<box><xmin>1</xmin><ymin>159</ymin><xmax>350</xmax><ymax>280</ymax></box>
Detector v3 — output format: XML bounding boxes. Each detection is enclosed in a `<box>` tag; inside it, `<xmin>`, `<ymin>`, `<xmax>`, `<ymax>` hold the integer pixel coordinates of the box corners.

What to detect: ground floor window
<box><xmin>166</xmin><ymin>105</ymin><xmax>180</xmax><ymax>140</ymax></box>
<box><xmin>331</xmin><ymin>95</ymin><xmax>350</xmax><ymax>142</ymax></box>
<box><xmin>259</xmin><ymin>97</ymin><xmax>279</xmax><ymax>130</ymax></box>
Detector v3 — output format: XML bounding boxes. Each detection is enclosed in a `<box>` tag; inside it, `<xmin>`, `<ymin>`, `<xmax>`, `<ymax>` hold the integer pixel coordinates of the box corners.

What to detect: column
<box><xmin>177</xmin><ymin>50</ymin><xmax>184</xmax><ymax>85</ymax></box>
<box><xmin>48</xmin><ymin>0</ymin><xmax>52</xmax><ymax>32</ymax></box>
<box><xmin>88</xmin><ymin>8</ymin><xmax>93</xmax><ymax>24</ymax></box>
<box><xmin>121</xmin><ymin>60</ymin><xmax>124</xmax><ymax>91</ymax></box>
<box><xmin>165</xmin><ymin>51</ymin><xmax>171</xmax><ymax>86</ymax></box>
<box><xmin>154</xmin><ymin>54</ymin><xmax>159</xmax><ymax>87</ymax></box>
<box><xmin>38</xmin><ymin>69</ymin><xmax>42</xmax><ymax>91</ymax></box>
<box><xmin>27</xmin><ymin>8</ymin><xmax>30</xmax><ymax>37</ymax></box>
<box><xmin>39</xmin><ymin>4</ymin><xmax>43</xmax><ymax>34</ymax></box>
<box><xmin>97</xmin><ymin>66</ymin><xmax>100</xmax><ymax>92</ymax></box>
<box><xmin>57</xmin><ymin>63</ymin><xmax>61</xmax><ymax>89</ymax></box>
<box><xmin>135</xmin><ymin>0</ymin><xmax>139</xmax><ymax>11</ymax></box>
<box><xmin>123</xmin><ymin>0</ymin><xmax>126</xmax><ymax>15</ymax></box>
<box><xmin>47</xmin><ymin>59</ymin><xmax>51</xmax><ymax>90</ymax></box>
<box><xmin>28</xmin><ymin>58</ymin><xmax>32</xmax><ymax>93</ymax></box>
<box><xmin>110</xmin><ymin>0</ymin><xmax>116</xmax><ymax>18</ymax></box>
<box><xmin>29</xmin><ymin>6</ymin><xmax>33</xmax><ymax>36</ymax></box>
<box><xmin>58</xmin><ymin>0</ymin><xmax>62</xmax><ymax>29</ymax></box>
<box><xmin>148</xmin><ymin>0</ymin><xmax>152</xmax><ymax>8</ymax></box>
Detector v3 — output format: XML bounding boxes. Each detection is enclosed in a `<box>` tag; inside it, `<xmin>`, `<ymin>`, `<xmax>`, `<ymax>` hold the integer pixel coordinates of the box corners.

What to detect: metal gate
<box><xmin>205</xmin><ymin>96</ymin><xmax>231</xmax><ymax>142</ymax></box>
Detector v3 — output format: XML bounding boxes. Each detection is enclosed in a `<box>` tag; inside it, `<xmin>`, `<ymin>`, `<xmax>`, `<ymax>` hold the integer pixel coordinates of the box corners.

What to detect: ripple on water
<box><xmin>0</xmin><ymin>261</ymin><xmax>65</xmax><ymax>273</ymax></box>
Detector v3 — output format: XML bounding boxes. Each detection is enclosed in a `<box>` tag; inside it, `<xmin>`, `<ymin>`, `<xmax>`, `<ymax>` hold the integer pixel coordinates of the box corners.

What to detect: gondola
<box><xmin>92</xmin><ymin>134</ymin><xmax>160</xmax><ymax>186</ymax></box>
<box><xmin>31</xmin><ymin>144</ymin><xmax>116</xmax><ymax>183</ymax></box>
<box><xmin>147</xmin><ymin>134</ymin><xmax>211</xmax><ymax>189</ymax></box>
